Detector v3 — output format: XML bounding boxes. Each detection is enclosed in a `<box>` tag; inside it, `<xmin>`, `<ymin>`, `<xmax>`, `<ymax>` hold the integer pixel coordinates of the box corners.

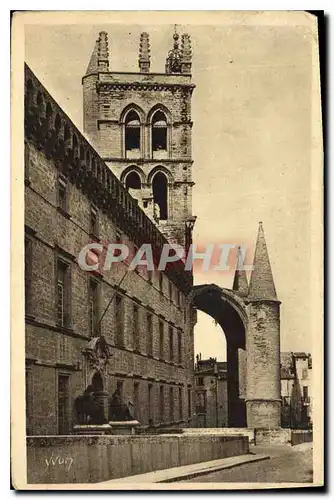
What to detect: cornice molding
<box><xmin>96</xmin><ymin>81</ymin><xmax>195</xmax><ymax>94</ymax></box>
<box><xmin>103</xmin><ymin>157</ymin><xmax>194</xmax><ymax>165</ymax></box>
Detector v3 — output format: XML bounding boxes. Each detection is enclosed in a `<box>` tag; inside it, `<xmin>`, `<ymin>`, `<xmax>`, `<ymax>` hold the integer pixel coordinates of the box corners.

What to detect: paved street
<box><xmin>181</xmin><ymin>444</ymin><xmax>313</xmax><ymax>483</ymax></box>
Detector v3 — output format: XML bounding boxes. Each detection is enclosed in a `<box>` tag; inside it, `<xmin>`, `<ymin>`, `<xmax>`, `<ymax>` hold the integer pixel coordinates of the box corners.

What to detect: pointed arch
<box><xmin>120</xmin><ymin>104</ymin><xmax>145</xmax><ymax>159</ymax></box>
<box><xmin>120</xmin><ymin>164</ymin><xmax>146</xmax><ymax>185</ymax></box>
<box><xmin>147</xmin><ymin>165</ymin><xmax>173</xmax><ymax>184</ymax></box>
<box><xmin>147</xmin><ymin>104</ymin><xmax>172</xmax><ymax>125</ymax></box>
<box><xmin>147</xmin><ymin>105</ymin><xmax>172</xmax><ymax>159</ymax></box>
<box><xmin>120</xmin><ymin>103</ymin><xmax>145</xmax><ymax>124</ymax></box>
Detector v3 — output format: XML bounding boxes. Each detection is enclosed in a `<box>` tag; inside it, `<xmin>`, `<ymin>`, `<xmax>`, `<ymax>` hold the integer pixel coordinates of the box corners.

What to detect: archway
<box><xmin>190</xmin><ymin>225</ymin><xmax>282</xmax><ymax>430</ymax></box>
<box><xmin>190</xmin><ymin>284</ymin><xmax>247</xmax><ymax>428</ymax></box>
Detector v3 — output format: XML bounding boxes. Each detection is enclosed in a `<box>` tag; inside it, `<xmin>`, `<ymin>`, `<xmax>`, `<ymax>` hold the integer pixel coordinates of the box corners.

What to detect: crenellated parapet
<box><xmin>24</xmin><ymin>63</ymin><xmax>192</xmax><ymax>293</ymax></box>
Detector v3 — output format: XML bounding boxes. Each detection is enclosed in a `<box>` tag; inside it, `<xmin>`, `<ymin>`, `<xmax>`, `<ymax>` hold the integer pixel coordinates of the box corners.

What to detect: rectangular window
<box><xmin>115</xmin><ymin>295</ymin><xmax>124</xmax><ymax>347</ymax></box>
<box><xmin>133</xmin><ymin>304</ymin><xmax>140</xmax><ymax>351</ymax></box>
<box><xmin>57</xmin><ymin>176</ymin><xmax>67</xmax><ymax>212</ymax></box>
<box><xmin>169</xmin><ymin>387</ymin><xmax>174</xmax><ymax>422</ymax></box>
<box><xmin>177</xmin><ymin>330</ymin><xmax>182</xmax><ymax>363</ymax></box>
<box><xmin>58</xmin><ymin>374</ymin><xmax>70</xmax><ymax>435</ymax></box>
<box><xmin>302</xmin><ymin>368</ymin><xmax>308</xmax><ymax>379</ymax></box>
<box><xmin>133</xmin><ymin>382</ymin><xmax>139</xmax><ymax>421</ymax></box>
<box><xmin>114</xmin><ymin>230</ymin><xmax>122</xmax><ymax>258</ymax></box>
<box><xmin>24</xmin><ymin>236</ymin><xmax>33</xmax><ymax>315</ymax></box>
<box><xmin>148</xmin><ymin>383</ymin><xmax>153</xmax><ymax>425</ymax></box>
<box><xmin>89</xmin><ymin>278</ymin><xmax>100</xmax><ymax>336</ymax></box>
<box><xmin>57</xmin><ymin>259</ymin><xmax>71</xmax><ymax>328</ymax></box>
<box><xmin>196</xmin><ymin>377</ymin><xmax>204</xmax><ymax>386</ymax></box>
<box><xmin>147</xmin><ymin>313</ymin><xmax>153</xmax><ymax>356</ymax></box>
<box><xmin>24</xmin><ymin>141</ymin><xmax>30</xmax><ymax>183</ymax></box>
<box><xmin>303</xmin><ymin>386</ymin><xmax>309</xmax><ymax>400</ymax></box>
<box><xmin>169</xmin><ymin>326</ymin><xmax>174</xmax><ymax>362</ymax></box>
<box><xmin>179</xmin><ymin>387</ymin><xmax>183</xmax><ymax>421</ymax></box>
<box><xmin>188</xmin><ymin>389</ymin><xmax>192</xmax><ymax>419</ymax></box>
<box><xmin>159</xmin><ymin>320</ymin><xmax>164</xmax><ymax>360</ymax></box>
<box><xmin>25</xmin><ymin>368</ymin><xmax>32</xmax><ymax>435</ymax></box>
<box><xmin>90</xmin><ymin>205</ymin><xmax>99</xmax><ymax>237</ymax></box>
<box><xmin>159</xmin><ymin>385</ymin><xmax>164</xmax><ymax>423</ymax></box>
<box><xmin>168</xmin><ymin>281</ymin><xmax>173</xmax><ymax>301</ymax></box>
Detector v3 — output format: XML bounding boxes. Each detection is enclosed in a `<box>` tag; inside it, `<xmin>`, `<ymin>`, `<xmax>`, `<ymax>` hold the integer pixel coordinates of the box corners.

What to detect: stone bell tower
<box><xmin>82</xmin><ymin>29</ymin><xmax>196</xmax><ymax>247</ymax></box>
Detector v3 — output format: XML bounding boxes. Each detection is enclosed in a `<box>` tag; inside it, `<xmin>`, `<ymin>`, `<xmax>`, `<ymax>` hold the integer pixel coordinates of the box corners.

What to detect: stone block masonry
<box><xmin>26</xmin><ymin>434</ymin><xmax>249</xmax><ymax>483</ymax></box>
<box><xmin>82</xmin><ymin>30</ymin><xmax>196</xmax><ymax>248</ymax></box>
<box><xmin>24</xmin><ymin>64</ymin><xmax>195</xmax><ymax>436</ymax></box>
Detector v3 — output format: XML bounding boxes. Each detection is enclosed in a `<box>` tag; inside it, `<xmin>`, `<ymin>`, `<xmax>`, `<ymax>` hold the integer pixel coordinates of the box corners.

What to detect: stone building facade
<box><xmin>82</xmin><ymin>30</ymin><xmax>196</xmax><ymax>247</ymax></box>
<box><xmin>24</xmin><ymin>61</ymin><xmax>196</xmax><ymax>436</ymax></box>
<box><xmin>194</xmin><ymin>356</ymin><xmax>228</xmax><ymax>428</ymax></box>
<box><xmin>281</xmin><ymin>352</ymin><xmax>312</xmax><ymax>429</ymax></box>
<box><xmin>194</xmin><ymin>352</ymin><xmax>312</xmax><ymax>430</ymax></box>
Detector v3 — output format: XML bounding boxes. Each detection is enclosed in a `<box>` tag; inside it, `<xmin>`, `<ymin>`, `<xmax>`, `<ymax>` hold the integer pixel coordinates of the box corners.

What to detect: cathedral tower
<box><xmin>82</xmin><ymin>29</ymin><xmax>196</xmax><ymax>247</ymax></box>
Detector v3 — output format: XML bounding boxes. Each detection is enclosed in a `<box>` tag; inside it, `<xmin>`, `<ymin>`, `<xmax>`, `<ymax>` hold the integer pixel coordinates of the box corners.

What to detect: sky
<box><xmin>25</xmin><ymin>14</ymin><xmax>318</xmax><ymax>361</ymax></box>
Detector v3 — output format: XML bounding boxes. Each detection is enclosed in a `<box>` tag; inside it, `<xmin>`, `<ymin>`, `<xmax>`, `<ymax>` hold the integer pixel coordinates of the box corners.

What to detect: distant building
<box><xmin>281</xmin><ymin>352</ymin><xmax>312</xmax><ymax>429</ymax></box>
<box><xmin>194</xmin><ymin>355</ymin><xmax>228</xmax><ymax>428</ymax></box>
<box><xmin>194</xmin><ymin>352</ymin><xmax>312</xmax><ymax>429</ymax></box>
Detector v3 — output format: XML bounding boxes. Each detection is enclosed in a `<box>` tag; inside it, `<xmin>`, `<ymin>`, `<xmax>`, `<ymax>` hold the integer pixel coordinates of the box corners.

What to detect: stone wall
<box><xmin>27</xmin><ymin>434</ymin><xmax>249</xmax><ymax>483</ymax></box>
<box><xmin>24</xmin><ymin>65</ymin><xmax>195</xmax><ymax>436</ymax></box>
<box><xmin>291</xmin><ymin>430</ymin><xmax>313</xmax><ymax>446</ymax></box>
<box><xmin>254</xmin><ymin>428</ymin><xmax>292</xmax><ymax>445</ymax></box>
<box><xmin>183</xmin><ymin>427</ymin><xmax>255</xmax><ymax>444</ymax></box>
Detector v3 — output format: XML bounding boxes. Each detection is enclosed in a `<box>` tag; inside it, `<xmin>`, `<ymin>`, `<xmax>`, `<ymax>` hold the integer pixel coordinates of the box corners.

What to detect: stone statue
<box><xmin>109</xmin><ymin>386</ymin><xmax>135</xmax><ymax>421</ymax></box>
<box><xmin>74</xmin><ymin>384</ymin><xmax>105</xmax><ymax>425</ymax></box>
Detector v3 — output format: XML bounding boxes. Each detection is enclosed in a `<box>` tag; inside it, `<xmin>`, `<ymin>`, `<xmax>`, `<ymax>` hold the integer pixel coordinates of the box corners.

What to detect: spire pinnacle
<box><xmin>232</xmin><ymin>246</ymin><xmax>249</xmax><ymax>296</ymax></box>
<box><xmin>85</xmin><ymin>31</ymin><xmax>109</xmax><ymax>75</ymax></box>
<box><xmin>248</xmin><ymin>222</ymin><xmax>278</xmax><ymax>301</ymax></box>
<box><xmin>165</xmin><ymin>27</ymin><xmax>182</xmax><ymax>74</ymax></box>
<box><xmin>181</xmin><ymin>33</ymin><xmax>192</xmax><ymax>73</ymax></box>
<box><xmin>139</xmin><ymin>32</ymin><xmax>150</xmax><ymax>73</ymax></box>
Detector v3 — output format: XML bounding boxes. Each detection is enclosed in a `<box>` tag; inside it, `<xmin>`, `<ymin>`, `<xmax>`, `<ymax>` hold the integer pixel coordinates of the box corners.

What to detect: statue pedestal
<box><xmin>73</xmin><ymin>424</ymin><xmax>111</xmax><ymax>435</ymax></box>
<box><xmin>94</xmin><ymin>390</ymin><xmax>109</xmax><ymax>423</ymax></box>
<box><xmin>108</xmin><ymin>420</ymin><xmax>140</xmax><ymax>435</ymax></box>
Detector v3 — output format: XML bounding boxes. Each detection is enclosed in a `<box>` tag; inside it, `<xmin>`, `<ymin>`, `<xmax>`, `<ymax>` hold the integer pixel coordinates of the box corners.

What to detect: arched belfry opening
<box><xmin>125</xmin><ymin>170</ymin><xmax>141</xmax><ymax>190</ymax></box>
<box><xmin>152</xmin><ymin>172</ymin><xmax>168</xmax><ymax>220</ymax></box>
<box><xmin>152</xmin><ymin>110</ymin><xmax>168</xmax><ymax>158</ymax></box>
<box><xmin>125</xmin><ymin>110</ymin><xmax>141</xmax><ymax>158</ymax></box>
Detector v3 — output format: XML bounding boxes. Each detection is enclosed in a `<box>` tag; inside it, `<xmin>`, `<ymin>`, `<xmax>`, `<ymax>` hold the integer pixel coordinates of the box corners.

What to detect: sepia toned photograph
<box><xmin>11</xmin><ymin>10</ymin><xmax>323</xmax><ymax>490</ymax></box>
